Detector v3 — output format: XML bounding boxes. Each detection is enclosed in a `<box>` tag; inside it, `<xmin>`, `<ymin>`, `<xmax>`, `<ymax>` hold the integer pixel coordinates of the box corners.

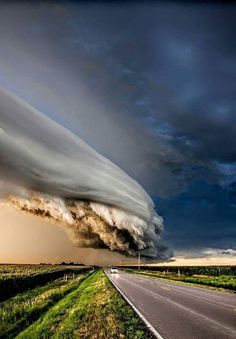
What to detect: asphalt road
<box><xmin>106</xmin><ymin>270</ymin><xmax>236</xmax><ymax>339</ymax></box>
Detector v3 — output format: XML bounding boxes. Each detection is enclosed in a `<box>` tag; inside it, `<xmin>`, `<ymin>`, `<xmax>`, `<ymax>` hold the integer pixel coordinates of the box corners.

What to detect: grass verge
<box><xmin>0</xmin><ymin>271</ymin><xmax>91</xmax><ymax>338</ymax></box>
<box><xmin>17</xmin><ymin>270</ymin><xmax>152</xmax><ymax>339</ymax></box>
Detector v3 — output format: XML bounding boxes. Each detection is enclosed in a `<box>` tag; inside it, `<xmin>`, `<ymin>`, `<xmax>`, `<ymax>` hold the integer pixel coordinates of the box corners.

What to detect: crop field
<box><xmin>124</xmin><ymin>266</ymin><xmax>236</xmax><ymax>291</ymax></box>
<box><xmin>0</xmin><ymin>264</ymin><xmax>90</xmax><ymax>302</ymax></box>
<box><xmin>0</xmin><ymin>265</ymin><xmax>151</xmax><ymax>338</ymax></box>
<box><xmin>0</xmin><ymin>264</ymin><xmax>89</xmax><ymax>280</ymax></box>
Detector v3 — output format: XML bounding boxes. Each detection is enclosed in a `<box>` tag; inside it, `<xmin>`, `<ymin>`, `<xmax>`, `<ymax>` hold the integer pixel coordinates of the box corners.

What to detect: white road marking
<box><xmin>104</xmin><ymin>270</ymin><xmax>164</xmax><ymax>339</ymax></box>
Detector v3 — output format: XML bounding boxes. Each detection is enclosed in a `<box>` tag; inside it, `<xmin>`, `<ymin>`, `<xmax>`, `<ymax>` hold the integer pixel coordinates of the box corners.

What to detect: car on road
<box><xmin>110</xmin><ymin>266</ymin><xmax>118</xmax><ymax>274</ymax></box>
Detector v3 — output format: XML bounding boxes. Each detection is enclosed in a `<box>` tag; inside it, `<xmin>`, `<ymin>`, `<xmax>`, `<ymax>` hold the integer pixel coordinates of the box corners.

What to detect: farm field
<box><xmin>0</xmin><ymin>264</ymin><xmax>90</xmax><ymax>302</ymax></box>
<box><xmin>0</xmin><ymin>264</ymin><xmax>89</xmax><ymax>279</ymax></box>
<box><xmin>124</xmin><ymin>266</ymin><xmax>236</xmax><ymax>291</ymax></box>
<box><xmin>0</xmin><ymin>266</ymin><xmax>151</xmax><ymax>338</ymax></box>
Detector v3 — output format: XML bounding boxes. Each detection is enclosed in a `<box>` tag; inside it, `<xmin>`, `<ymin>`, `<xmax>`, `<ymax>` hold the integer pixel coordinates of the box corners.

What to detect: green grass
<box><xmin>126</xmin><ymin>269</ymin><xmax>236</xmax><ymax>291</ymax></box>
<box><xmin>0</xmin><ymin>272</ymin><xmax>91</xmax><ymax>338</ymax></box>
<box><xmin>183</xmin><ymin>274</ymin><xmax>236</xmax><ymax>290</ymax></box>
<box><xmin>17</xmin><ymin>270</ymin><xmax>151</xmax><ymax>339</ymax></box>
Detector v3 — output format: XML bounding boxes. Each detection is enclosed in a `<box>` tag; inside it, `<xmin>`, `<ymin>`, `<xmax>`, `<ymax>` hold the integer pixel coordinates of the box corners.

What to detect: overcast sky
<box><xmin>0</xmin><ymin>1</ymin><xmax>235</xmax><ymax>262</ymax></box>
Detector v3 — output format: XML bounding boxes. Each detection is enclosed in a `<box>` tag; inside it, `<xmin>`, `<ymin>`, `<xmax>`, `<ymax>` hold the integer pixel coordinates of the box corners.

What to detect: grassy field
<box><xmin>125</xmin><ymin>269</ymin><xmax>236</xmax><ymax>291</ymax></box>
<box><xmin>0</xmin><ymin>267</ymin><xmax>151</xmax><ymax>338</ymax></box>
<box><xmin>0</xmin><ymin>264</ymin><xmax>90</xmax><ymax>280</ymax></box>
<box><xmin>0</xmin><ymin>264</ymin><xmax>90</xmax><ymax>301</ymax></box>
<box><xmin>0</xmin><ymin>264</ymin><xmax>65</xmax><ymax>278</ymax></box>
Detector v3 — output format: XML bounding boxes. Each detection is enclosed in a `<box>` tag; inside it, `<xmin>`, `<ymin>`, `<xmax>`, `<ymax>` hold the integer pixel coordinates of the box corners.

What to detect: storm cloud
<box><xmin>0</xmin><ymin>1</ymin><xmax>235</xmax><ymax>258</ymax></box>
<box><xmin>0</xmin><ymin>87</ymin><xmax>168</xmax><ymax>259</ymax></box>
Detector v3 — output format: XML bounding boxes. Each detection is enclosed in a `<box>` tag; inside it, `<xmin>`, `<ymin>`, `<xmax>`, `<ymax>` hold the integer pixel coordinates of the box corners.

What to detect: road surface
<box><xmin>106</xmin><ymin>270</ymin><xmax>236</xmax><ymax>339</ymax></box>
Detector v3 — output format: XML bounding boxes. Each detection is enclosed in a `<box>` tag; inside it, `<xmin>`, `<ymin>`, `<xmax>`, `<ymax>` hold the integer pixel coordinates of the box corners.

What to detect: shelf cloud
<box><xmin>0</xmin><ymin>87</ymin><xmax>171</xmax><ymax>259</ymax></box>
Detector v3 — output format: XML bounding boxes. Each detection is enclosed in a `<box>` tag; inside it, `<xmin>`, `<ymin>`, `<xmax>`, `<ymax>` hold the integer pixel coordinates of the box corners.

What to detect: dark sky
<box><xmin>0</xmin><ymin>1</ymin><xmax>235</xmax><ymax>258</ymax></box>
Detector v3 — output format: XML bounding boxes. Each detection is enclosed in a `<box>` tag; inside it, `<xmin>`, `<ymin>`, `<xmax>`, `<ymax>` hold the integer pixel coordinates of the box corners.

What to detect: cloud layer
<box><xmin>0</xmin><ymin>1</ymin><xmax>235</xmax><ymax>257</ymax></box>
<box><xmin>0</xmin><ymin>87</ymin><xmax>169</xmax><ymax>259</ymax></box>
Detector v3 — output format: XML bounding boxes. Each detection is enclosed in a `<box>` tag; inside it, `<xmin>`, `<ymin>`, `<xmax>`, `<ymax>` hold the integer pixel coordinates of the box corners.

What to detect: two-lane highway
<box><xmin>106</xmin><ymin>270</ymin><xmax>236</xmax><ymax>339</ymax></box>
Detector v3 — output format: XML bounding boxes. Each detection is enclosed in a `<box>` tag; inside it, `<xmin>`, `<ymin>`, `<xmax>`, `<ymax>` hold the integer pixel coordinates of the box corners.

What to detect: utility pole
<box><xmin>138</xmin><ymin>251</ymin><xmax>141</xmax><ymax>270</ymax></box>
